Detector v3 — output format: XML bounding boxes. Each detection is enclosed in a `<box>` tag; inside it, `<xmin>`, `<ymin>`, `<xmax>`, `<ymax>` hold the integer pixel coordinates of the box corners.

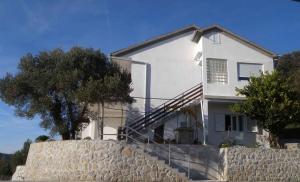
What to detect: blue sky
<box><xmin>0</xmin><ymin>0</ymin><xmax>299</xmax><ymax>153</ymax></box>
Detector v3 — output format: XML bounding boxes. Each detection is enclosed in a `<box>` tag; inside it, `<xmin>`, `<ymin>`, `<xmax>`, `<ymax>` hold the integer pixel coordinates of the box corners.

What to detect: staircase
<box><xmin>123</xmin><ymin>83</ymin><xmax>203</xmax><ymax>136</ymax></box>
<box><xmin>122</xmin><ymin>127</ymin><xmax>225</xmax><ymax>181</ymax></box>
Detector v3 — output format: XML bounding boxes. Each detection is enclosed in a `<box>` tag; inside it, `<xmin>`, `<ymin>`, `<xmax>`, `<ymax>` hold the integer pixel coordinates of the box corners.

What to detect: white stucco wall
<box><xmin>128</xmin><ymin>62</ymin><xmax>147</xmax><ymax>120</ymax></box>
<box><xmin>163</xmin><ymin>108</ymin><xmax>203</xmax><ymax>143</ymax></box>
<box><xmin>121</xmin><ymin>30</ymin><xmax>273</xmax><ymax>114</ymax></box>
<box><xmin>81</xmin><ymin>120</ymin><xmax>97</xmax><ymax>139</ymax></box>
<box><xmin>202</xmin><ymin>31</ymin><xmax>274</xmax><ymax>97</ymax></box>
<box><xmin>207</xmin><ymin>102</ymin><xmax>258</xmax><ymax>146</ymax></box>
<box><xmin>113</xmin><ymin>28</ymin><xmax>274</xmax><ymax>146</ymax></box>
<box><xmin>125</xmin><ymin>31</ymin><xmax>203</xmax><ymax>113</ymax></box>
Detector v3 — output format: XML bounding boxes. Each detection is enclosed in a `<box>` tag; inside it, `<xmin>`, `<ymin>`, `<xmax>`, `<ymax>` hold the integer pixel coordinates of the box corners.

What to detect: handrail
<box><xmin>129</xmin><ymin>85</ymin><xmax>201</xmax><ymax>127</ymax></box>
<box><xmin>127</xmin><ymin>83</ymin><xmax>202</xmax><ymax>123</ymax></box>
<box><xmin>127</xmin><ymin>84</ymin><xmax>203</xmax><ymax>132</ymax></box>
<box><xmin>120</xmin><ymin>125</ymin><xmax>191</xmax><ymax>179</ymax></box>
<box><xmin>113</xmin><ymin>83</ymin><xmax>204</xmax><ymax>180</ymax></box>
<box><xmin>130</xmin><ymin>90</ymin><xmax>203</xmax><ymax>132</ymax></box>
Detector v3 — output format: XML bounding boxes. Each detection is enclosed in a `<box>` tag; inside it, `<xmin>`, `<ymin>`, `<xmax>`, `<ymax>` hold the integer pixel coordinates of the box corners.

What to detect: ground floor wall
<box><xmin>207</xmin><ymin>102</ymin><xmax>265</xmax><ymax>147</ymax></box>
<box><xmin>81</xmin><ymin>101</ymin><xmax>267</xmax><ymax>147</ymax></box>
<box><xmin>162</xmin><ymin>101</ymin><xmax>266</xmax><ymax>147</ymax></box>
<box><xmin>163</xmin><ymin>107</ymin><xmax>204</xmax><ymax>144</ymax></box>
<box><xmin>81</xmin><ymin>103</ymin><xmax>127</xmax><ymax>140</ymax></box>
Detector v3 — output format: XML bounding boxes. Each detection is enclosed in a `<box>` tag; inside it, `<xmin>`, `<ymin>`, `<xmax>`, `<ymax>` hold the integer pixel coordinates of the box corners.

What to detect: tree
<box><xmin>35</xmin><ymin>135</ymin><xmax>50</xmax><ymax>142</ymax></box>
<box><xmin>10</xmin><ymin>139</ymin><xmax>31</xmax><ymax>171</ymax></box>
<box><xmin>0</xmin><ymin>47</ymin><xmax>133</xmax><ymax>140</ymax></box>
<box><xmin>8</xmin><ymin>139</ymin><xmax>32</xmax><ymax>176</ymax></box>
<box><xmin>0</xmin><ymin>157</ymin><xmax>12</xmax><ymax>180</ymax></box>
<box><xmin>231</xmin><ymin>71</ymin><xmax>300</xmax><ymax>148</ymax></box>
<box><xmin>276</xmin><ymin>51</ymin><xmax>300</xmax><ymax>94</ymax></box>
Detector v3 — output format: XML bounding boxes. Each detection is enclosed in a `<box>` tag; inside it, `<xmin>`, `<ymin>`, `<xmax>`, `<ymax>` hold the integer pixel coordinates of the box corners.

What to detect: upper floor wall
<box><xmin>201</xmin><ymin>30</ymin><xmax>274</xmax><ymax>97</ymax></box>
<box><xmin>117</xmin><ymin>31</ymin><xmax>203</xmax><ymax>113</ymax></box>
<box><xmin>112</xmin><ymin>25</ymin><xmax>275</xmax><ymax>113</ymax></box>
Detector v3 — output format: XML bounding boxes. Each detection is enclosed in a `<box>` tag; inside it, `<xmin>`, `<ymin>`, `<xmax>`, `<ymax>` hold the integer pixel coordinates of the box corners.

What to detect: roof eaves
<box><xmin>200</xmin><ymin>25</ymin><xmax>277</xmax><ymax>58</ymax></box>
<box><xmin>111</xmin><ymin>24</ymin><xmax>201</xmax><ymax>57</ymax></box>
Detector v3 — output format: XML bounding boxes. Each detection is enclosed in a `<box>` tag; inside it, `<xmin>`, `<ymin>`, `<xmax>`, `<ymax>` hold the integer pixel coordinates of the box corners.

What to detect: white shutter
<box><xmin>215</xmin><ymin>114</ymin><xmax>225</xmax><ymax>131</ymax></box>
<box><xmin>238</xmin><ymin>63</ymin><xmax>262</xmax><ymax>79</ymax></box>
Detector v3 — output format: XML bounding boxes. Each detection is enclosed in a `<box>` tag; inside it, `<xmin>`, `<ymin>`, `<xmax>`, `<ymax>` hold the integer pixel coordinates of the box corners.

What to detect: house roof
<box><xmin>111</xmin><ymin>24</ymin><xmax>276</xmax><ymax>58</ymax></box>
<box><xmin>195</xmin><ymin>25</ymin><xmax>276</xmax><ymax>57</ymax></box>
<box><xmin>111</xmin><ymin>24</ymin><xmax>200</xmax><ymax>57</ymax></box>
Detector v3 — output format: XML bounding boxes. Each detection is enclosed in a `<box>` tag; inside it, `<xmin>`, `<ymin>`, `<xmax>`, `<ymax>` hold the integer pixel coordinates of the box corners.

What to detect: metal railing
<box><xmin>115</xmin><ymin>126</ymin><xmax>192</xmax><ymax>179</ymax></box>
<box><xmin>124</xmin><ymin>83</ymin><xmax>203</xmax><ymax>135</ymax></box>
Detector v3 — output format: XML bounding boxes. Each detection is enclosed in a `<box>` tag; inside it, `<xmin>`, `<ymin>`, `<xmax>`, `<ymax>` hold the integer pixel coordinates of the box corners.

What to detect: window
<box><xmin>232</xmin><ymin>116</ymin><xmax>237</xmax><ymax>131</ymax></box>
<box><xmin>208</xmin><ymin>32</ymin><xmax>221</xmax><ymax>44</ymax></box>
<box><xmin>215</xmin><ymin>114</ymin><xmax>245</xmax><ymax>132</ymax></box>
<box><xmin>238</xmin><ymin>116</ymin><xmax>244</xmax><ymax>132</ymax></box>
<box><xmin>225</xmin><ymin>115</ymin><xmax>231</xmax><ymax>131</ymax></box>
<box><xmin>238</xmin><ymin>63</ymin><xmax>263</xmax><ymax>80</ymax></box>
<box><xmin>207</xmin><ymin>58</ymin><xmax>228</xmax><ymax>84</ymax></box>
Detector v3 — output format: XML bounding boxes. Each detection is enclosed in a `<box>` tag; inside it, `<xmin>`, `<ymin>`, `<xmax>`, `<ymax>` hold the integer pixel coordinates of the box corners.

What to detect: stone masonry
<box><xmin>221</xmin><ymin>147</ymin><xmax>300</xmax><ymax>181</ymax></box>
<box><xmin>16</xmin><ymin>140</ymin><xmax>189</xmax><ymax>181</ymax></box>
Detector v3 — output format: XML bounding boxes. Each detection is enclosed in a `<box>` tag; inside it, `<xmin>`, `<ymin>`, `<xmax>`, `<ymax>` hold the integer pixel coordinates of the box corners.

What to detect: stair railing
<box><xmin>120</xmin><ymin>125</ymin><xmax>191</xmax><ymax>179</ymax></box>
<box><xmin>126</xmin><ymin>83</ymin><xmax>203</xmax><ymax>133</ymax></box>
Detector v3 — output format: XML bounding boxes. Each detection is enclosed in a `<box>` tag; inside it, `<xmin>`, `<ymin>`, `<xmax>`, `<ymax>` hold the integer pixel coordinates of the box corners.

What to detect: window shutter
<box><xmin>215</xmin><ymin>114</ymin><xmax>225</xmax><ymax>131</ymax></box>
<box><xmin>238</xmin><ymin>63</ymin><xmax>262</xmax><ymax>80</ymax></box>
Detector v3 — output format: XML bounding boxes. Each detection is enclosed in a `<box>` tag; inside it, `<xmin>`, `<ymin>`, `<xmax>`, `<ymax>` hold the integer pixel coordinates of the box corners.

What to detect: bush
<box><xmin>35</xmin><ymin>135</ymin><xmax>50</xmax><ymax>142</ymax></box>
<box><xmin>0</xmin><ymin>157</ymin><xmax>12</xmax><ymax>180</ymax></box>
<box><xmin>83</xmin><ymin>137</ymin><xmax>92</xmax><ymax>140</ymax></box>
<box><xmin>219</xmin><ymin>140</ymin><xmax>235</xmax><ymax>148</ymax></box>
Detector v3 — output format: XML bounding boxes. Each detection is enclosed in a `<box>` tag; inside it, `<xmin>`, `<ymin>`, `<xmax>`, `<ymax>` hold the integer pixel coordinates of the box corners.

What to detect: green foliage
<box><xmin>35</xmin><ymin>135</ymin><xmax>50</xmax><ymax>142</ymax></box>
<box><xmin>0</xmin><ymin>47</ymin><xmax>133</xmax><ymax>139</ymax></box>
<box><xmin>231</xmin><ymin>71</ymin><xmax>300</xmax><ymax>147</ymax></box>
<box><xmin>0</xmin><ymin>139</ymin><xmax>31</xmax><ymax>179</ymax></box>
<box><xmin>10</xmin><ymin>139</ymin><xmax>32</xmax><ymax>172</ymax></box>
<box><xmin>276</xmin><ymin>51</ymin><xmax>300</xmax><ymax>95</ymax></box>
<box><xmin>276</xmin><ymin>51</ymin><xmax>300</xmax><ymax>76</ymax></box>
<box><xmin>0</xmin><ymin>157</ymin><xmax>12</xmax><ymax>180</ymax></box>
<box><xmin>218</xmin><ymin>140</ymin><xmax>234</xmax><ymax>148</ymax></box>
<box><xmin>83</xmin><ymin>137</ymin><xmax>92</xmax><ymax>140</ymax></box>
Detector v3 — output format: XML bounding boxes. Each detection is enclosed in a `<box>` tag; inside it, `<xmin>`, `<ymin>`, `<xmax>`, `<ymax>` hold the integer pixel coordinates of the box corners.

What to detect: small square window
<box><xmin>207</xmin><ymin>58</ymin><xmax>228</xmax><ymax>84</ymax></box>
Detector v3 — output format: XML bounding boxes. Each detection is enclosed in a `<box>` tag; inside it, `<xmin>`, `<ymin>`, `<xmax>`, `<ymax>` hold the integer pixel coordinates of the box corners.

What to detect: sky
<box><xmin>0</xmin><ymin>0</ymin><xmax>299</xmax><ymax>153</ymax></box>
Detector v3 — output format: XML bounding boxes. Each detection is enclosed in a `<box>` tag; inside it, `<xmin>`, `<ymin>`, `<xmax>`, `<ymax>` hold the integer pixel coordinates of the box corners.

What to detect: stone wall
<box><xmin>11</xmin><ymin>165</ymin><xmax>25</xmax><ymax>181</ymax></box>
<box><xmin>221</xmin><ymin>147</ymin><xmax>300</xmax><ymax>181</ymax></box>
<box><xmin>20</xmin><ymin>140</ymin><xmax>189</xmax><ymax>181</ymax></box>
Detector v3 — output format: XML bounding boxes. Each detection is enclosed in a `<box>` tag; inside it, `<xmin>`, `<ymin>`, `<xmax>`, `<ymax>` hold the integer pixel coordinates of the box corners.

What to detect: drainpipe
<box><xmin>200</xmin><ymin>100</ymin><xmax>206</xmax><ymax>145</ymax></box>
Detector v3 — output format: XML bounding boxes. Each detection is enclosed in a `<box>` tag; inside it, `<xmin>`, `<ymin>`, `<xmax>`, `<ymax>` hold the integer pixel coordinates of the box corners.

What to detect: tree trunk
<box><xmin>61</xmin><ymin>132</ymin><xmax>70</xmax><ymax>140</ymax></box>
<box><xmin>269</xmin><ymin>133</ymin><xmax>280</xmax><ymax>148</ymax></box>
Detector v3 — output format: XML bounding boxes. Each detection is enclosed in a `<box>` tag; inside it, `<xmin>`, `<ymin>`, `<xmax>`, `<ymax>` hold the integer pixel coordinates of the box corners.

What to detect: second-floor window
<box><xmin>207</xmin><ymin>58</ymin><xmax>228</xmax><ymax>84</ymax></box>
<box><xmin>238</xmin><ymin>63</ymin><xmax>262</xmax><ymax>81</ymax></box>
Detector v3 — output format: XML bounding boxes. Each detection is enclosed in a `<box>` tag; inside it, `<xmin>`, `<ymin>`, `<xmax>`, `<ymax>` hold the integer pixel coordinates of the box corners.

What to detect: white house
<box><xmin>81</xmin><ymin>24</ymin><xmax>275</xmax><ymax>146</ymax></box>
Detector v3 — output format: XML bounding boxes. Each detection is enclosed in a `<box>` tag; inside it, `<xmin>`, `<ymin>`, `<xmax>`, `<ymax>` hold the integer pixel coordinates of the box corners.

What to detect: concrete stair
<box><xmin>190</xmin><ymin>180</ymin><xmax>226</xmax><ymax>182</ymax></box>
<box><xmin>129</xmin><ymin>143</ymin><xmax>223</xmax><ymax>181</ymax></box>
